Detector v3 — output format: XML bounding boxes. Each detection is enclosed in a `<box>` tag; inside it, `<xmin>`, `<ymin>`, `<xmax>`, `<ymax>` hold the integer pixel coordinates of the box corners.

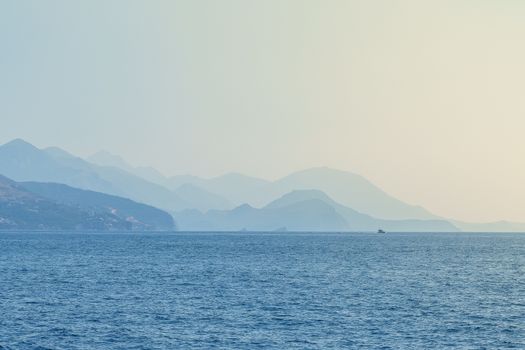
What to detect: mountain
<box><xmin>87</xmin><ymin>150</ymin><xmax>134</xmax><ymax>172</ymax></box>
<box><xmin>88</xmin><ymin>150</ymin><xmax>234</xmax><ymax>211</ymax></box>
<box><xmin>133</xmin><ymin>166</ymin><xmax>169</xmax><ymax>186</ymax></box>
<box><xmin>172</xmin><ymin>184</ymin><xmax>233</xmax><ymax>212</ymax></box>
<box><xmin>85</xmin><ymin>150</ymin><xmax>440</xmax><ymax>222</ymax></box>
<box><xmin>165</xmin><ymin>174</ymin><xmax>204</xmax><ymax>189</ymax></box>
<box><xmin>174</xmin><ymin>189</ymin><xmax>457</xmax><ymax>232</ymax></box>
<box><xmin>167</xmin><ymin>173</ymin><xmax>270</xmax><ymax>205</ymax></box>
<box><xmin>0</xmin><ymin>175</ymin><xmax>130</xmax><ymax>230</ymax></box>
<box><xmin>0</xmin><ymin>139</ymin><xmax>117</xmax><ymax>194</ymax></box>
<box><xmin>21</xmin><ymin>181</ymin><xmax>175</xmax><ymax>231</ymax></box>
<box><xmin>267</xmin><ymin>189</ymin><xmax>456</xmax><ymax>232</ymax></box>
<box><xmin>5</xmin><ymin>140</ymin><xmax>517</xmax><ymax>230</ymax></box>
<box><xmin>88</xmin><ymin>151</ymin><xmax>168</xmax><ymax>185</ymax></box>
<box><xmin>174</xmin><ymin>199</ymin><xmax>348</xmax><ymax>232</ymax></box>
<box><xmin>254</xmin><ymin>167</ymin><xmax>440</xmax><ymax>220</ymax></box>
<box><xmin>169</xmin><ymin>167</ymin><xmax>440</xmax><ymax>221</ymax></box>
<box><xmin>0</xmin><ymin>140</ymin><xmax>189</xmax><ymax>212</ymax></box>
<box><xmin>266</xmin><ymin>189</ymin><xmax>377</xmax><ymax>229</ymax></box>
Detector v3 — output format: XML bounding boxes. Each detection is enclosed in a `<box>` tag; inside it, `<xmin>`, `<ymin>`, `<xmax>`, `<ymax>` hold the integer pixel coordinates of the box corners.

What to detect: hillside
<box><xmin>268</xmin><ymin>190</ymin><xmax>457</xmax><ymax>232</ymax></box>
<box><xmin>260</xmin><ymin>167</ymin><xmax>439</xmax><ymax>220</ymax></box>
<box><xmin>174</xmin><ymin>198</ymin><xmax>348</xmax><ymax>232</ymax></box>
<box><xmin>167</xmin><ymin>172</ymin><xmax>270</xmax><ymax>206</ymax></box>
<box><xmin>0</xmin><ymin>175</ymin><xmax>130</xmax><ymax>230</ymax></box>
<box><xmin>172</xmin><ymin>183</ymin><xmax>233</xmax><ymax>211</ymax></box>
<box><xmin>174</xmin><ymin>189</ymin><xmax>457</xmax><ymax>232</ymax></box>
<box><xmin>21</xmin><ymin>181</ymin><xmax>175</xmax><ymax>231</ymax></box>
<box><xmin>0</xmin><ymin>139</ymin><xmax>188</xmax><ymax>212</ymax></box>
<box><xmin>82</xmin><ymin>149</ymin><xmax>445</xmax><ymax>221</ymax></box>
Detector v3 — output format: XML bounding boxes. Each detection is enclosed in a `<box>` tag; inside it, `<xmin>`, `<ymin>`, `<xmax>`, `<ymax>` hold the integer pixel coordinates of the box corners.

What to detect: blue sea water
<box><xmin>0</xmin><ymin>232</ymin><xmax>524</xmax><ymax>349</ymax></box>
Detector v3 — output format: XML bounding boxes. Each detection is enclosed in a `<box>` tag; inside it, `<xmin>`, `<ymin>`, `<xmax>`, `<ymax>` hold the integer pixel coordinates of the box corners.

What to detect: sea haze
<box><xmin>1</xmin><ymin>231</ymin><xmax>523</xmax><ymax>349</ymax></box>
<box><xmin>3</xmin><ymin>139</ymin><xmax>525</xmax><ymax>232</ymax></box>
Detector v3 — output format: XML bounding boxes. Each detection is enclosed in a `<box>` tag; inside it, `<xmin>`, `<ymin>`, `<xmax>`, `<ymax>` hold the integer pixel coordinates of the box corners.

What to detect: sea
<box><xmin>0</xmin><ymin>232</ymin><xmax>523</xmax><ymax>349</ymax></box>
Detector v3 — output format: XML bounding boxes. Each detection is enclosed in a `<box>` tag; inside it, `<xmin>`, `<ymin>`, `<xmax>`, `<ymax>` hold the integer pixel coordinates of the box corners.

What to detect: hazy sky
<box><xmin>1</xmin><ymin>0</ymin><xmax>525</xmax><ymax>222</ymax></box>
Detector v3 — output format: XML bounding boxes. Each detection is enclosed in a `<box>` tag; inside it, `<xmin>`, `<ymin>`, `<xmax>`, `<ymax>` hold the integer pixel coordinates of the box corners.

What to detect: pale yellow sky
<box><xmin>1</xmin><ymin>0</ymin><xmax>524</xmax><ymax>222</ymax></box>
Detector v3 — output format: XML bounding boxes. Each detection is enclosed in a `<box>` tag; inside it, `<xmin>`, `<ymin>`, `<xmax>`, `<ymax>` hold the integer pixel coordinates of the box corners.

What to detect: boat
<box><xmin>377</xmin><ymin>229</ymin><xmax>386</xmax><ymax>234</ymax></box>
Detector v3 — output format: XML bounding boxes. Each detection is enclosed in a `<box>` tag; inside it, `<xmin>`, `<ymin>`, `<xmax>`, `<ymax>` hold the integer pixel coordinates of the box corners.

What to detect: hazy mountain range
<box><xmin>173</xmin><ymin>190</ymin><xmax>457</xmax><ymax>232</ymax></box>
<box><xmin>0</xmin><ymin>139</ymin><xmax>524</xmax><ymax>232</ymax></box>
<box><xmin>87</xmin><ymin>144</ymin><xmax>437</xmax><ymax>220</ymax></box>
<box><xmin>0</xmin><ymin>175</ymin><xmax>174</xmax><ymax>231</ymax></box>
<box><xmin>22</xmin><ymin>182</ymin><xmax>174</xmax><ymax>231</ymax></box>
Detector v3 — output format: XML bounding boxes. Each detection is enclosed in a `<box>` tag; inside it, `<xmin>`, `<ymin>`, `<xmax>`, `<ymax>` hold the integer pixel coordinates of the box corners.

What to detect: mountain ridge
<box><xmin>82</xmin><ymin>147</ymin><xmax>440</xmax><ymax>221</ymax></box>
<box><xmin>21</xmin><ymin>181</ymin><xmax>176</xmax><ymax>231</ymax></box>
<box><xmin>174</xmin><ymin>189</ymin><xmax>457</xmax><ymax>232</ymax></box>
<box><xmin>0</xmin><ymin>140</ymin><xmax>191</xmax><ymax>212</ymax></box>
<box><xmin>3</xmin><ymin>140</ymin><xmax>524</xmax><ymax>232</ymax></box>
<box><xmin>0</xmin><ymin>174</ymin><xmax>132</xmax><ymax>230</ymax></box>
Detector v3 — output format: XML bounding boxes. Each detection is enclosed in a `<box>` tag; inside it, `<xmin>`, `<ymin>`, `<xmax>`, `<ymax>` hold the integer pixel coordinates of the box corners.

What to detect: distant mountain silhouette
<box><xmin>174</xmin><ymin>189</ymin><xmax>457</xmax><ymax>232</ymax></box>
<box><xmin>88</xmin><ymin>150</ymin><xmax>168</xmax><ymax>185</ymax></box>
<box><xmin>172</xmin><ymin>184</ymin><xmax>233</xmax><ymax>212</ymax></box>
<box><xmin>0</xmin><ymin>140</ymin><xmax>189</xmax><ymax>212</ymax></box>
<box><xmin>0</xmin><ymin>174</ymin><xmax>130</xmax><ymax>230</ymax></box>
<box><xmin>167</xmin><ymin>173</ymin><xmax>270</xmax><ymax>206</ymax></box>
<box><xmin>269</xmin><ymin>190</ymin><xmax>457</xmax><ymax>232</ymax></box>
<box><xmin>85</xmin><ymin>150</ymin><xmax>440</xmax><ymax>221</ymax></box>
<box><xmin>87</xmin><ymin>150</ymin><xmax>134</xmax><ymax>172</ymax></box>
<box><xmin>170</xmin><ymin>167</ymin><xmax>441</xmax><ymax>220</ymax></box>
<box><xmin>174</xmin><ymin>199</ymin><xmax>348</xmax><ymax>232</ymax></box>
<box><xmin>4</xmin><ymin>140</ymin><xmax>522</xmax><ymax>231</ymax></box>
<box><xmin>88</xmin><ymin>150</ymin><xmax>233</xmax><ymax>211</ymax></box>
<box><xmin>259</xmin><ymin>167</ymin><xmax>439</xmax><ymax>220</ymax></box>
<box><xmin>22</xmin><ymin>181</ymin><xmax>175</xmax><ymax>231</ymax></box>
<box><xmin>0</xmin><ymin>139</ymin><xmax>117</xmax><ymax>194</ymax></box>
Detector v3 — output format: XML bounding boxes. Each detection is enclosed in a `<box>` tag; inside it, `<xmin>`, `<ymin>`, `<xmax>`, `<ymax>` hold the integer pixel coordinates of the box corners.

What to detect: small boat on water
<box><xmin>377</xmin><ymin>229</ymin><xmax>386</xmax><ymax>234</ymax></box>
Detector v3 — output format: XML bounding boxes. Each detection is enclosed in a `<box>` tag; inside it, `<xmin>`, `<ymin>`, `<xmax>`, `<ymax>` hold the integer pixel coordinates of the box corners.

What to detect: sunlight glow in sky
<box><xmin>1</xmin><ymin>0</ymin><xmax>525</xmax><ymax>222</ymax></box>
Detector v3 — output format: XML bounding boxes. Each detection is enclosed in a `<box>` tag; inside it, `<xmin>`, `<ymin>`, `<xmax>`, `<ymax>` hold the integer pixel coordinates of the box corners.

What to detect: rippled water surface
<box><xmin>0</xmin><ymin>232</ymin><xmax>524</xmax><ymax>349</ymax></box>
